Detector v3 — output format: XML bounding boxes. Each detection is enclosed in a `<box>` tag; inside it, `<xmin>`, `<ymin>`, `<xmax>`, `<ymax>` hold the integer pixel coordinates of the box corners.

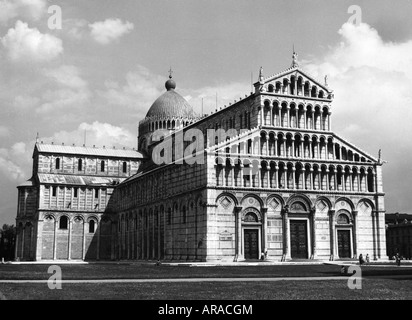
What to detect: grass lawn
<box><xmin>0</xmin><ymin>263</ymin><xmax>411</xmax><ymax>300</ymax></box>
<box><xmin>0</xmin><ymin>279</ymin><xmax>411</xmax><ymax>300</ymax></box>
<box><xmin>0</xmin><ymin>263</ymin><xmax>343</xmax><ymax>280</ymax></box>
<box><xmin>1</xmin><ymin>263</ymin><xmax>411</xmax><ymax>280</ymax></box>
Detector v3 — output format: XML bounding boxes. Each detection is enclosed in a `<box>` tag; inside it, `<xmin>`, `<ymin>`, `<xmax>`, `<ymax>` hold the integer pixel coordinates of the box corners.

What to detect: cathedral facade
<box><xmin>15</xmin><ymin>56</ymin><xmax>387</xmax><ymax>262</ymax></box>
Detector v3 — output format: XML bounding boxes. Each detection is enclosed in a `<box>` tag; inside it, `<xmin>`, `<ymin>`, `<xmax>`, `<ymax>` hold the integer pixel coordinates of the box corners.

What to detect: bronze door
<box><xmin>337</xmin><ymin>230</ymin><xmax>351</xmax><ymax>258</ymax></box>
<box><xmin>244</xmin><ymin>229</ymin><xmax>259</xmax><ymax>259</ymax></box>
<box><xmin>290</xmin><ymin>220</ymin><xmax>308</xmax><ymax>259</ymax></box>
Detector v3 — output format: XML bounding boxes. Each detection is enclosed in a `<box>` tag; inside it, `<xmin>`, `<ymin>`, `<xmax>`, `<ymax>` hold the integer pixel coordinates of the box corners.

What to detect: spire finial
<box><xmin>165</xmin><ymin>68</ymin><xmax>176</xmax><ymax>90</ymax></box>
<box><xmin>291</xmin><ymin>45</ymin><xmax>299</xmax><ymax>68</ymax></box>
<box><xmin>259</xmin><ymin>66</ymin><xmax>264</xmax><ymax>82</ymax></box>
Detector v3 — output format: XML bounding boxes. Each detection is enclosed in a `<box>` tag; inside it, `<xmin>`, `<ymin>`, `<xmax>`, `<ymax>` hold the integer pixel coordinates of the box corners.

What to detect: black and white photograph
<box><xmin>0</xmin><ymin>0</ymin><xmax>411</xmax><ymax>312</ymax></box>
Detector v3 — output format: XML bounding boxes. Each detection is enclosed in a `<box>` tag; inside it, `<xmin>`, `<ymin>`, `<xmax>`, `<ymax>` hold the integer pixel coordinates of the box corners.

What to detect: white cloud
<box><xmin>0</xmin><ymin>0</ymin><xmax>46</xmax><ymax>25</ymax></box>
<box><xmin>44</xmin><ymin>65</ymin><xmax>88</xmax><ymax>89</ymax></box>
<box><xmin>36</xmin><ymin>88</ymin><xmax>91</xmax><ymax>114</ymax></box>
<box><xmin>99</xmin><ymin>65</ymin><xmax>164</xmax><ymax>119</ymax></box>
<box><xmin>303</xmin><ymin>22</ymin><xmax>412</xmax><ymax>147</ymax></box>
<box><xmin>35</xmin><ymin>65</ymin><xmax>91</xmax><ymax>114</ymax></box>
<box><xmin>89</xmin><ymin>18</ymin><xmax>134</xmax><ymax>44</ymax></box>
<box><xmin>183</xmin><ymin>82</ymin><xmax>251</xmax><ymax>116</ymax></box>
<box><xmin>13</xmin><ymin>95</ymin><xmax>40</xmax><ymax>109</ymax></box>
<box><xmin>11</xmin><ymin>142</ymin><xmax>26</xmax><ymax>156</ymax></box>
<box><xmin>64</xmin><ymin>18</ymin><xmax>89</xmax><ymax>40</ymax></box>
<box><xmin>0</xmin><ymin>126</ymin><xmax>10</xmax><ymax>137</ymax></box>
<box><xmin>99</xmin><ymin>65</ymin><xmax>251</xmax><ymax>121</ymax></box>
<box><xmin>0</xmin><ymin>157</ymin><xmax>25</xmax><ymax>181</ymax></box>
<box><xmin>43</xmin><ymin>121</ymin><xmax>136</xmax><ymax>149</ymax></box>
<box><xmin>302</xmin><ymin>22</ymin><xmax>412</xmax><ymax>212</ymax></box>
<box><xmin>1</xmin><ymin>20</ymin><xmax>63</xmax><ymax>62</ymax></box>
<box><xmin>0</xmin><ymin>142</ymin><xmax>30</xmax><ymax>182</ymax></box>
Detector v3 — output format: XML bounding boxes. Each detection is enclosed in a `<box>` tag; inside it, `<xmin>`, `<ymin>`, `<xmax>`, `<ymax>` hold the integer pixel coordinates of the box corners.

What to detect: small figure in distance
<box><xmin>395</xmin><ymin>253</ymin><xmax>401</xmax><ymax>267</ymax></box>
<box><xmin>155</xmin><ymin>259</ymin><xmax>161</xmax><ymax>266</ymax></box>
<box><xmin>260</xmin><ymin>251</ymin><xmax>265</xmax><ymax>261</ymax></box>
<box><xmin>366</xmin><ymin>254</ymin><xmax>370</xmax><ymax>264</ymax></box>
<box><xmin>359</xmin><ymin>253</ymin><xmax>365</xmax><ymax>265</ymax></box>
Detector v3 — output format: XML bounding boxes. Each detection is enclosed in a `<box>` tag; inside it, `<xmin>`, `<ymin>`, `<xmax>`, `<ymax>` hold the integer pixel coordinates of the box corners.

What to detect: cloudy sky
<box><xmin>1</xmin><ymin>0</ymin><xmax>412</xmax><ymax>226</ymax></box>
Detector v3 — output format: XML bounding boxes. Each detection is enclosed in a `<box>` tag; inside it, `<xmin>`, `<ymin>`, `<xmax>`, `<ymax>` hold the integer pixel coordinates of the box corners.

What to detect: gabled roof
<box><xmin>34</xmin><ymin>143</ymin><xmax>145</xmax><ymax>159</ymax></box>
<box><xmin>17</xmin><ymin>178</ymin><xmax>36</xmax><ymax>188</ymax></box>
<box><xmin>333</xmin><ymin>133</ymin><xmax>378</xmax><ymax>162</ymax></box>
<box><xmin>255</xmin><ymin>66</ymin><xmax>332</xmax><ymax>93</ymax></box>
<box><xmin>37</xmin><ymin>173</ymin><xmax>124</xmax><ymax>186</ymax></box>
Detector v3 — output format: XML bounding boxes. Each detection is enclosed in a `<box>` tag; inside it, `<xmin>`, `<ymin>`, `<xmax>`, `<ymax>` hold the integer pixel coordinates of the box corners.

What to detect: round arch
<box><xmin>287</xmin><ymin>194</ymin><xmax>313</xmax><ymax>212</ymax></box>
<box><xmin>240</xmin><ymin>194</ymin><xmax>264</xmax><ymax>208</ymax></box>
<box><xmin>334</xmin><ymin>197</ymin><xmax>355</xmax><ymax>212</ymax></box>
<box><xmin>216</xmin><ymin>192</ymin><xmax>239</xmax><ymax>207</ymax></box>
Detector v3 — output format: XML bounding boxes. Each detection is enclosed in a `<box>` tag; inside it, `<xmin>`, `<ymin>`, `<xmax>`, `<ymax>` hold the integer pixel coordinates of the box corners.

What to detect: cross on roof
<box><xmin>168</xmin><ymin>67</ymin><xmax>173</xmax><ymax>79</ymax></box>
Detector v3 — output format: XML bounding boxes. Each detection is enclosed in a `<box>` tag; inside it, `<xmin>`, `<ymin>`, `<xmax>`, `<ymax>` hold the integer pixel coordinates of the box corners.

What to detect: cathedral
<box><xmin>14</xmin><ymin>54</ymin><xmax>387</xmax><ymax>262</ymax></box>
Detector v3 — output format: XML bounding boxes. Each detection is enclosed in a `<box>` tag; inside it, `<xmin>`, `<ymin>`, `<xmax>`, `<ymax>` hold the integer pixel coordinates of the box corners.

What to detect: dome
<box><xmin>145</xmin><ymin>77</ymin><xmax>196</xmax><ymax>119</ymax></box>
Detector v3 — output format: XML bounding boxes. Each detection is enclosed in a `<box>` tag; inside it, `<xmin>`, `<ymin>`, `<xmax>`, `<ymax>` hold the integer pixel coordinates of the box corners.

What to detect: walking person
<box><xmin>359</xmin><ymin>253</ymin><xmax>364</xmax><ymax>265</ymax></box>
<box><xmin>395</xmin><ymin>253</ymin><xmax>401</xmax><ymax>266</ymax></box>
<box><xmin>366</xmin><ymin>254</ymin><xmax>370</xmax><ymax>264</ymax></box>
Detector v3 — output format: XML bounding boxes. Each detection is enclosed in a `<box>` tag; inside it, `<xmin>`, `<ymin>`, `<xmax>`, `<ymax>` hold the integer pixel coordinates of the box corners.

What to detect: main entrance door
<box><xmin>244</xmin><ymin>229</ymin><xmax>259</xmax><ymax>259</ymax></box>
<box><xmin>290</xmin><ymin>220</ymin><xmax>308</xmax><ymax>259</ymax></box>
<box><xmin>337</xmin><ymin>230</ymin><xmax>351</xmax><ymax>258</ymax></box>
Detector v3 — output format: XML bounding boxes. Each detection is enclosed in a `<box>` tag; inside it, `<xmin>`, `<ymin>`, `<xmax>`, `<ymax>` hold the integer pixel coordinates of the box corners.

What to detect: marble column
<box><xmin>261</xmin><ymin>208</ymin><xmax>268</xmax><ymax>255</ymax></box>
<box><xmin>234</xmin><ymin>206</ymin><xmax>243</xmax><ymax>261</ymax></box>
<box><xmin>325</xmin><ymin>169</ymin><xmax>330</xmax><ymax>191</ymax></box>
<box><xmin>82</xmin><ymin>218</ymin><xmax>87</xmax><ymax>260</ymax></box>
<box><xmin>96</xmin><ymin>219</ymin><xmax>101</xmax><ymax>260</ymax></box>
<box><xmin>282</xmin><ymin>206</ymin><xmax>290</xmax><ymax>260</ymax></box>
<box><xmin>310</xmin><ymin>208</ymin><xmax>317</xmax><ymax>259</ymax></box>
<box><xmin>53</xmin><ymin>219</ymin><xmax>58</xmax><ymax>260</ymax></box>
<box><xmin>270</xmin><ymin>106</ymin><xmax>273</xmax><ymax>126</ymax></box>
<box><xmin>287</xmin><ymin>106</ymin><xmax>291</xmax><ymax>128</ymax></box>
<box><xmin>352</xmin><ymin>210</ymin><xmax>358</xmax><ymax>258</ymax></box>
<box><xmin>329</xmin><ymin>209</ymin><xmax>335</xmax><ymax>261</ymax></box>
<box><xmin>67</xmin><ymin>219</ymin><xmax>72</xmax><ymax>260</ymax></box>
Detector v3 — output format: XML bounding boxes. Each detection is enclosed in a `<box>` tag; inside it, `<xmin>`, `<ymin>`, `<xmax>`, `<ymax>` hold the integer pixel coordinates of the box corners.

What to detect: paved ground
<box><xmin>0</xmin><ymin>276</ymin><xmax>351</xmax><ymax>283</ymax></box>
<box><xmin>6</xmin><ymin>259</ymin><xmax>412</xmax><ymax>266</ymax></box>
<box><xmin>0</xmin><ymin>262</ymin><xmax>411</xmax><ymax>300</ymax></box>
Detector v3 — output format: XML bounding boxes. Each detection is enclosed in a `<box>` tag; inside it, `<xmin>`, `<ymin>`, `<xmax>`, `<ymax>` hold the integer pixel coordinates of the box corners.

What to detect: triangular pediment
<box><xmin>254</xmin><ymin>67</ymin><xmax>333</xmax><ymax>99</ymax></box>
<box><xmin>333</xmin><ymin>134</ymin><xmax>378</xmax><ymax>163</ymax></box>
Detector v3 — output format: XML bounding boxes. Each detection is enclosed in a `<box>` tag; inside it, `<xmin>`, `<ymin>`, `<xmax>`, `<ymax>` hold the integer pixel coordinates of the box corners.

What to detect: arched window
<box><xmin>247</xmin><ymin>139</ymin><xmax>252</xmax><ymax>154</ymax></box>
<box><xmin>182</xmin><ymin>206</ymin><xmax>186</xmax><ymax>224</ymax></box>
<box><xmin>78</xmin><ymin>159</ymin><xmax>82</xmax><ymax>171</ymax></box>
<box><xmin>123</xmin><ymin>162</ymin><xmax>127</xmax><ymax>173</ymax></box>
<box><xmin>337</xmin><ymin>214</ymin><xmax>350</xmax><ymax>224</ymax></box>
<box><xmin>100</xmin><ymin>160</ymin><xmax>105</xmax><ymax>172</ymax></box>
<box><xmin>55</xmin><ymin>158</ymin><xmax>60</xmax><ymax>170</ymax></box>
<box><xmin>290</xmin><ymin>201</ymin><xmax>306</xmax><ymax>212</ymax></box>
<box><xmin>367</xmin><ymin>169</ymin><xmax>374</xmax><ymax>192</ymax></box>
<box><xmin>59</xmin><ymin>216</ymin><xmax>68</xmax><ymax>229</ymax></box>
<box><xmin>89</xmin><ymin>220</ymin><xmax>95</xmax><ymax>233</ymax></box>
<box><xmin>244</xmin><ymin>212</ymin><xmax>258</xmax><ymax>222</ymax></box>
